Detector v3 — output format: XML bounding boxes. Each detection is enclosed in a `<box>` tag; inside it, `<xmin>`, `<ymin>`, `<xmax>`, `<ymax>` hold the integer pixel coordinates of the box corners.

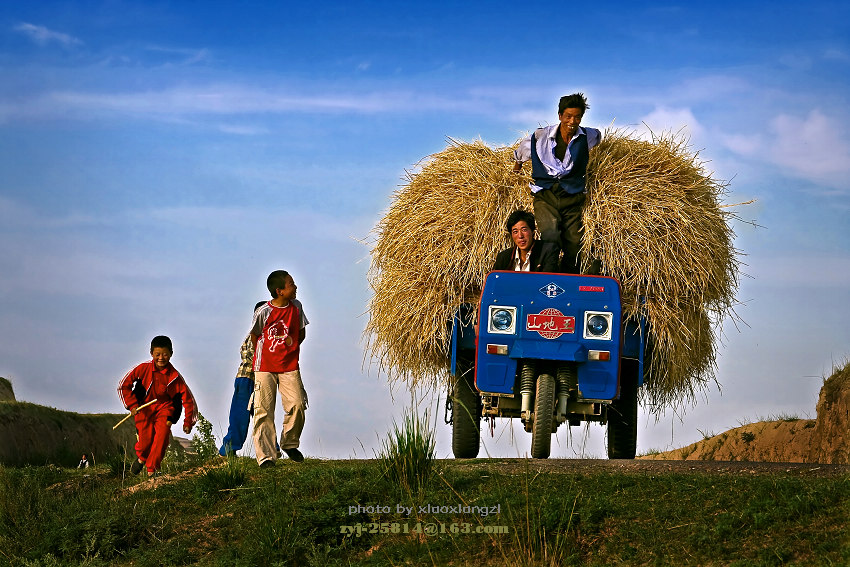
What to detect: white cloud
<box><xmin>13</xmin><ymin>22</ymin><xmax>82</xmax><ymax>48</ymax></box>
<box><xmin>747</xmin><ymin>255</ymin><xmax>850</xmax><ymax>287</ymax></box>
<box><xmin>778</xmin><ymin>53</ymin><xmax>813</xmax><ymax>71</ymax></box>
<box><xmin>637</xmin><ymin>106</ymin><xmax>705</xmax><ymax>141</ymax></box>
<box><xmin>144</xmin><ymin>205</ymin><xmax>374</xmax><ymax>245</ymax></box>
<box><xmin>823</xmin><ymin>48</ymin><xmax>850</xmax><ymax>62</ymax></box>
<box><xmin>721</xmin><ymin>133</ymin><xmax>763</xmax><ymax>157</ymax></box>
<box><xmin>144</xmin><ymin>46</ymin><xmax>211</xmax><ymax>66</ymax></box>
<box><xmin>216</xmin><ymin>123</ymin><xmax>270</xmax><ymax>135</ymax></box>
<box><xmin>3</xmin><ymin>85</ymin><xmax>466</xmax><ymax>122</ymax></box>
<box><xmin>722</xmin><ymin>109</ymin><xmax>850</xmax><ymax>191</ymax></box>
<box><xmin>769</xmin><ymin>110</ymin><xmax>850</xmax><ymax>184</ymax></box>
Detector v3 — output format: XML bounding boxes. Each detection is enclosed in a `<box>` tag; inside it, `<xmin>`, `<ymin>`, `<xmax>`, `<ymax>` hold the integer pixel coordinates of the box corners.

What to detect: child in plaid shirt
<box><xmin>219</xmin><ymin>301</ymin><xmax>266</xmax><ymax>456</ymax></box>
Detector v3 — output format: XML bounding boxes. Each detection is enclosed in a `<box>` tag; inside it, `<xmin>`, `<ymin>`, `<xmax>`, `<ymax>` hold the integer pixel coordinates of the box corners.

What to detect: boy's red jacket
<box><xmin>117</xmin><ymin>360</ymin><xmax>198</xmax><ymax>430</ymax></box>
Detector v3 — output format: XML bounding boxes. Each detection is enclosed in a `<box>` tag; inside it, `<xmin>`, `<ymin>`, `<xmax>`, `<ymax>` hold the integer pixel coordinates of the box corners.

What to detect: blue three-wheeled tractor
<box><xmin>448</xmin><ymin>270</ymin><xmax>648</xmax><ymax>459</ymax></box>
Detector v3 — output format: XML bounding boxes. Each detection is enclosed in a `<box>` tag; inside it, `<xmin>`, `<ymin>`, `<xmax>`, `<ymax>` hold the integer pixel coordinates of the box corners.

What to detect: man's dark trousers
<box><xmin>533</xmin><ymin>188</ymin><xmax>600</xmax><ymax>275</ymax></box>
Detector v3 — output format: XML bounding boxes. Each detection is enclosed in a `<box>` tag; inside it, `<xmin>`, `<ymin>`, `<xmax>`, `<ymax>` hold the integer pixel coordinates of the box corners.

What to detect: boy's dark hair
<box><xmin>254</xmin><ymin>300</ymin><xmax>266</xmax><ymax>312</ymax></box>
<box><xmin>506</xmin><ymin>210</ymin><xmax>536</xmax><ymax>233</ymax></box>
<box><xmin>558</xmin><ymin>93</ymin><xmax>589</xmax><ymax>115</ymax></box>
<box><xmin>266</xmin><ymin>270</ymin><xmax>291</xmax><ymax>298</ymax></box>
<box><xmin>150</xmin><ymin>335</ymin><xmax>173</xmax><ymax>352</ymax></box>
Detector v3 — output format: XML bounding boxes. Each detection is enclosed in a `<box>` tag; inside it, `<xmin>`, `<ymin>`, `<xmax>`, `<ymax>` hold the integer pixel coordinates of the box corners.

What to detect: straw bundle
<box><xmin>365</xmin><ymin>139</ymin><xmax>530</xmax><ymax>386</ymax></box>
<box><xmin>367</xmin><ymin>129</ymin><xmax>743</xmax><ymax>410</ymax></box>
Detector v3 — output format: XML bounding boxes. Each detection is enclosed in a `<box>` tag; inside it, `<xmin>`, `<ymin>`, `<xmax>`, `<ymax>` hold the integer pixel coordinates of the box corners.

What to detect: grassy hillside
<box><xmin>1</xmin><ymin>456</ymin><xmax>848</xmax><ymax>566</ymax></box>
<box><xmin>0</xmin><ymin>400</ymin><xmax>137</xmax><ymax>467</ymax></box>
<box><xmin>0</xmin><ymin>377</ymin><xmax>14</xmax><ymax>401</ymax></box>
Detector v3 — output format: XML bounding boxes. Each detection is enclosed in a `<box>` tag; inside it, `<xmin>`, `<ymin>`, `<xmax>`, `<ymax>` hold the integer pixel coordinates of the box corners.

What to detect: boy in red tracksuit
<box><xmin>117</xmin><ymin>335</ymin><xmax>198</xmax><ymax>476</ymax></box>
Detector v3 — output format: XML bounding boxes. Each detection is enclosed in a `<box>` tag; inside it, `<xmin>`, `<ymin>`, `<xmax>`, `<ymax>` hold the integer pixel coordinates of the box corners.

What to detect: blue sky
<box><xmin>1</xmin><ymin>1</ymin><xmax>849</xmax><ymax>459</ymax></box>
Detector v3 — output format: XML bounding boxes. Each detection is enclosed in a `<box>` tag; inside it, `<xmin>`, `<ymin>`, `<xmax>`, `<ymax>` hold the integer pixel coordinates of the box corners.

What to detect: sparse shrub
<box><xmin>19</xmin><ymin>553</ymin><xmax>63</xmax><ymax>567</ymax></box>
<box><xmin>161</xmin><ymin>439</ymin><xmax>188</xmax><ymax>475</ymax></box>
<box><xmin>190</xmin><ymin>413</ymin><xmax>218</xmax><ymax>461</ymax></box>
<box><xmin>107</xmin><ymin>442</ymin><xmax>137</xmax><ymax>477</ymax></box>
<box><xmin>376</xmin><ymin>406</ymin><xmax>435</xmax><ymax>493</ymax></box>
<box><xmin>741</xmin><ymin>431</ymin><xmax>756</xmax><ymax>443</ymax></box>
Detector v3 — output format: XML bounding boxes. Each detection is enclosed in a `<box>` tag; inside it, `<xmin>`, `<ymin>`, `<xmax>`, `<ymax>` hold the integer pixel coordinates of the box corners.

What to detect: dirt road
<box><xmin>446</xmin><ymin>458</ymin><xmax>850</xmax><ymax>478</ymax></box>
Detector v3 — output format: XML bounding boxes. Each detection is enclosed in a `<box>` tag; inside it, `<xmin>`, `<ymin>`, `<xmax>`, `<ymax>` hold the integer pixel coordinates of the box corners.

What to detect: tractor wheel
<box><xmin>607</xmin><ymin>359</ymin><xmax>639</xmax><ymax>459</ymax></box>
<box><xmin>451</xmin><ymin>359</ymin><xmax>480</xmax><ymax>459</ymax></box>
<box><xmin>530</xmin><ymin>374</ymin><xmax>556</xmax><ymax>459</ymax></box>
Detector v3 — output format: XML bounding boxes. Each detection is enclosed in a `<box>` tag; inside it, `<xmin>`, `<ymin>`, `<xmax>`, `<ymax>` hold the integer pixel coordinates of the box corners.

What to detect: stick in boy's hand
<box><xmin>113</xmin><ymin>398</ymin><xmax>158</xmax><ymax>430</ymax></box>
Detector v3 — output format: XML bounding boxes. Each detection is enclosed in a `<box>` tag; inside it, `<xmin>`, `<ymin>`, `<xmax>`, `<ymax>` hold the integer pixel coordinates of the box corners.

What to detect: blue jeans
<box><xmin>219</xmin><ymin>377</ymin><xmax>254</xmax><ymax>456</ymax></box>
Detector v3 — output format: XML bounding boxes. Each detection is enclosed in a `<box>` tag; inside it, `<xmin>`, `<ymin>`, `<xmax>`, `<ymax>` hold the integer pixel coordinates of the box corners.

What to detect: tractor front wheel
<box><xmin>530</xmin><ymin>374</ymin><xmax>555</xmax><ymax>459</ymax></box>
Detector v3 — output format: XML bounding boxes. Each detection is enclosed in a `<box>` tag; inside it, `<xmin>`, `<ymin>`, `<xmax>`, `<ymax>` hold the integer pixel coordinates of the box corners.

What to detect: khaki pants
<box><xmin>252</xmin><ymin>370</ymin><xmax>306</xmax><ymax>465</ymax></box>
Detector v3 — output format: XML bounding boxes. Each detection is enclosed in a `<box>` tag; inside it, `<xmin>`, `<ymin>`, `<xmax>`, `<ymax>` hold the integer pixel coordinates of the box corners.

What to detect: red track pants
<box><xmin>133</xmin><ymin>402</ymin><xmax>173</xmax><ymax>474</ymax></box>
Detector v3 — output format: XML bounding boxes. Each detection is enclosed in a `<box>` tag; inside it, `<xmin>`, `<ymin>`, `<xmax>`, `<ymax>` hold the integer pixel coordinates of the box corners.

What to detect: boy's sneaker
<box><xmin>259</xmin><ymin>459</ymin><xmax>275</xmax><ymax>469</ymax></box>
<box><xmin>130</xmin><ymin>459</ymin><xmax>144</xmax><ymax>475</ymax></box>
<box><xmin>283</xmin><ymin>448</ymin><xmax>304</xmax><ymax>463</ymax></box>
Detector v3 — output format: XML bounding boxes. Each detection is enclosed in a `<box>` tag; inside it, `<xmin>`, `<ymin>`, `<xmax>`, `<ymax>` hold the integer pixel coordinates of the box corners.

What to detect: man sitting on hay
<box><xmin>512</xmin><ymin>92</ymin><xmax>602</xmax><ymax>275</ymax></box>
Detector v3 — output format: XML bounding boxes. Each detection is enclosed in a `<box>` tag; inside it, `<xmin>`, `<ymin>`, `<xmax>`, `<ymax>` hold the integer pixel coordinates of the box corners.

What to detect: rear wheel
<box><xmin>607</xmin><ymin>359</ymin><xmax>639</xmax><ymax>459</ymax></box>
<box><xmin>451</xmin><ymin>358</ymin><xmax>480</xmax><ymax>459</ymax></box>
<box><xmin>530</xmin><ymin>374</ymin><xmax>555</xmax><ymax>459</ymax></box>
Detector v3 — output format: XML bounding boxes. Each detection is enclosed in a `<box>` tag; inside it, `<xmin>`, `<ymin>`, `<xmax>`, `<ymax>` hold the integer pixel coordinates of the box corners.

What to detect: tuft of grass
<box><xmin>496</xmin><ymin>462</ymin><xmax>581</xmax><ymax>566</ymax></box>
<box><xmin>638</xmin><ymin>447</ymin><xmax>664</xmax><ymax>457</ymax></box>
<box><xmin>774</xmin><ymin>412</ymin><xmax>801</xmax><ymax>423</ymax></box>
<box><xmin>194</xmin><ymin>456</ymin><xmax>248</xmax><ymax>503</ymax></box>
<box><xmin>376</xmin><ymin>406</ymin><xmax>436</xmax><ymax>493</ymax></box>
<box><xmin>680</xmin><ymin>444</ymin><xmax>696</xmax><ymax>459</ymax></box>
<box><xmin>697</xmin><ymin>428</ymin><xmax>716</xmax><ymax>440</ymax></box>
<box><xmin>741</xmin><ymin>431</ymin><xmax>756</xmax><ymax>443</ymax></box>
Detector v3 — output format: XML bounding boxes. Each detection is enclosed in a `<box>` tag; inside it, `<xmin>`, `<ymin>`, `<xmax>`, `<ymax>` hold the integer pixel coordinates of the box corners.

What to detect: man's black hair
<box><xmin>150</xmin><ymin>335</ymin><xmax>173</xmax><ymax>352</ymax></box>
<box><xmin>266</xmin><ymin>270</ymin><xmax>291</xmax><ymax>298</ymax></box>
<box><xmin>505</xmin><ymin>210</ymin><xmax>536</xmax><ymax>233</ymax></box>
<box><xmin>558</xmin><ymin>93</ymin><xmax>589</xmax><ymax>115</ymax></box>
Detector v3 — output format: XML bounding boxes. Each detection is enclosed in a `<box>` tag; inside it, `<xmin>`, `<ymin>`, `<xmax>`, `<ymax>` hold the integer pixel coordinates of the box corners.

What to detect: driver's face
<box><xmin>511</xmin><ymin>220</ymin><xmax>534</xmax><ymax>252</ymax></box>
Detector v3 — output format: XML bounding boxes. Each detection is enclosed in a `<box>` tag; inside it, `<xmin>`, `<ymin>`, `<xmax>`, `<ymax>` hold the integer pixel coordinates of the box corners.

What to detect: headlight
<box><xmin>492</xmin><ymin>309</ymin><xmax>513</xmax><ymax>330</ymax></box>
<box><xmin>583</xmin><ymin>311</ymin><xmax>613</xmax><ymax>340</ymax></box>
<box><xmin>488</xmin><ymin>305</ymin><xmax>517</xmax><ymax>334</ymax></box>
<box><xmin>587</xmin><ymin>315</ymin><xmax>608</xmax><ymax>336</ymax></box>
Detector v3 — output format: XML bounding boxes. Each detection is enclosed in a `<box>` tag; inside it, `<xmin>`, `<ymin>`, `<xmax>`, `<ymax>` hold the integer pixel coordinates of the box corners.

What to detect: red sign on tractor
<box><xmin>527</xmin><ymin>308</ymin><xmax>575</xmax><ymax>339</ymax></box>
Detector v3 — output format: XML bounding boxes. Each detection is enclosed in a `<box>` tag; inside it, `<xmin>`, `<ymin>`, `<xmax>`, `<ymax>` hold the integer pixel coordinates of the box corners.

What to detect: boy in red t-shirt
<box><xmin>250</xmin><ymin>270</ymin><xmax>309</xmax><ymax>467</ymax></box>
<box><xmin>117</xmin><ymin>335</ymin><xmax>198</xmax><ymax>475</ymax></box>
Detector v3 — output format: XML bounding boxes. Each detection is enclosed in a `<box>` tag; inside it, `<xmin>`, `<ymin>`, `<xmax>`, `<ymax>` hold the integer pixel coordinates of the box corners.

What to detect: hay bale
<box><xmin>365</xmin><ymin>139</ymin><xmax>529</xmax><ymax>384</ymax></box>
<box><xmin>366</xmin><ymin>129</ymin><xmax>744</xmax><ymax>411</ymax></box>
<box><xmin>583</xmin><ymin>129</ymin><xmax>742</xmax><ymax>408</ymax></box>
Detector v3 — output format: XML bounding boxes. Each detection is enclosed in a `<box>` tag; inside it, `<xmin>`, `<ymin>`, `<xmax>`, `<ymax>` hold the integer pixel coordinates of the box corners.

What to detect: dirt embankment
<box><xmin>0</xmin><ymin>378</ymin><xmax>137</xmax><ymax>467</ymax></box>
<box><xmin>641</xmin><ymin>362</ymin><xmax>850</xmax><ymax>464</ymax></box>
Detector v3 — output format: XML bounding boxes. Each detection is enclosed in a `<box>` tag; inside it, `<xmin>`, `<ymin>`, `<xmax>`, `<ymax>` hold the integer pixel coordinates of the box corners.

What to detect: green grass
<box><xmin>375</xmin><ymin>406</ymin><xmax>436</xmax><ymax>494</ymax></box>
<box><xmin>1</xmin><ymin>459</ymin><xmax>848</xmax><ymax>566</ymax></box>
